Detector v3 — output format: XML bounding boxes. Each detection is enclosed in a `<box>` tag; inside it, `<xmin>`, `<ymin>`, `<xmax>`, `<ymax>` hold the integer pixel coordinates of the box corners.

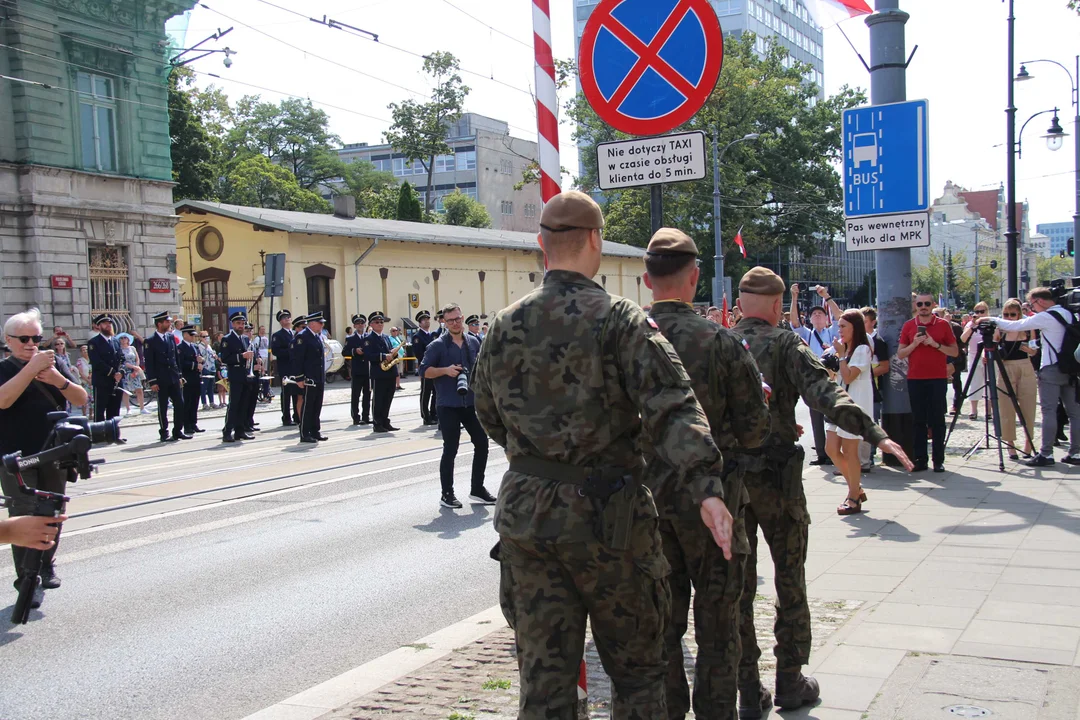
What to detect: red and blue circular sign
<box><xmin>580</xmin><ymin>0</ymin><xmax>724</xmax><ymax>137</ymax></box>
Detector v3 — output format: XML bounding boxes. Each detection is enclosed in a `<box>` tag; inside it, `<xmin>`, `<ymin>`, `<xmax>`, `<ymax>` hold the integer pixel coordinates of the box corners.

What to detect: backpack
<box><xmin>1045</xmin><ymin>306</ymin><xmax>1080</xmax><ymax>376</ymax></box>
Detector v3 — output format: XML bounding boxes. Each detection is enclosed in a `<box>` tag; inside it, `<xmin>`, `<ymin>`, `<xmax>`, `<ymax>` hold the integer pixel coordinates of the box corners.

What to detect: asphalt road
<box><xmin>0</xmin><ymin>397</ymin><xmax>506</xmax><ymax>720</ymax></box>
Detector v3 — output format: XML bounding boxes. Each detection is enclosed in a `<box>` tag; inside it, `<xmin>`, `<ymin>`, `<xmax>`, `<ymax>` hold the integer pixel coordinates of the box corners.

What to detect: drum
<box><xmin>323</xmin><ymin>338</ymin><xmax>344</xmax><ymax>374</ymax></box>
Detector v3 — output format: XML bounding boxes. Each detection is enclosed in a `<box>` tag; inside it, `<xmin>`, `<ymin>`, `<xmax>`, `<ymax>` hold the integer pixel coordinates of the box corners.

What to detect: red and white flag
<box><xmin>803</xmin><ymin>0</ymin><xmax>872</xmax><ymax>28</ymax></box>
<box><xmin>733</xmin><ymin>226</ymin><xmax>747</xmax><ymax>259</ymax></box>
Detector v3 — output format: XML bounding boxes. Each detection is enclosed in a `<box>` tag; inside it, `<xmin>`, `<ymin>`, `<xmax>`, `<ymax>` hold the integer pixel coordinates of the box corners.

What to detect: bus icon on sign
<box><xmin>852</xmin><ymin>133</ymin><xmax>878</xmax><ymax>167</ymax></box>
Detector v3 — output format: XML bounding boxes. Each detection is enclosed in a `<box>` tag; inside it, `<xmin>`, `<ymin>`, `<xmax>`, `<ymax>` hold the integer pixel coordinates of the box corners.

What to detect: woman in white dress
<box><xmin>825</xmin><ymin>309</ymin><xmax>875</xmax><ymax>515</ymax></box>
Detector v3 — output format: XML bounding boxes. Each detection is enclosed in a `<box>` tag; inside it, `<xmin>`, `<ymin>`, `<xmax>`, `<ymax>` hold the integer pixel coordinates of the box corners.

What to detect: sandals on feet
<box><xmin>837</xmin><ymin>497</ymin><xmax>863</xmax><ymax>515</ymax></box>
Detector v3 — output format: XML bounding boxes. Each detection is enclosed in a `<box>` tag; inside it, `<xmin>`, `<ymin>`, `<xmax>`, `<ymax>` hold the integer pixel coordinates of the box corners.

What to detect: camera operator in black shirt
<box><xmin>0</xmin><ymin>307</ymin><xmax>87</xmax><ymax>596</ymax></box>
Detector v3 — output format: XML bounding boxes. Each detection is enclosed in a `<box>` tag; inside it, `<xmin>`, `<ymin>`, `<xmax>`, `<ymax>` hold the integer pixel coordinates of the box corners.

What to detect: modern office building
<box><xmin>1036</xmin><ymin>221</ymin><xmax>1074</xmax><ymax>256</ymax></box>
<box><xmin>336</xmin><ymin>113</ymin><xmax>542</xmax><ymax>233</ymax></box>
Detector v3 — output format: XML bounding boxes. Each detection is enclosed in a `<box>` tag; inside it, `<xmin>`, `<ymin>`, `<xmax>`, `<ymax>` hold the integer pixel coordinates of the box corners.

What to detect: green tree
<box><xmin>339</xmin><ymin>160</ymin><xmax>399</xmax><ymax>219</ymax></box>
<box><xmin>565</xmin><ymin>35</ymin><xmax>864</xmax><ymax>300</ymax></box>
<box><xmin>912</xmin><ymin>252</ymin><xmax>944</xmax><ymax>298</ymax></box>
<box><xmin>168</xmin><ymin>67</ymin><xmax>215</xmax><ymax>201</ymax></box>
<box><xmin>385</xmin><ymin>52</ymin><xmax>470</xmax><ymax>215</ymax></box>
<box><xmin>396</xmin><ymin>182</ymin><xmax>422</xmax><ymax>221</ymax></box>
<box><xmin>227</xmin><ymin>96</ymin><xmax>344</xmax><ymax>190</ymax></box>
<box><xmin>441</xmin><ymin>191</ymin><xmax>492</xmax><ymax>228</ymax></box>
<box><xmin>224</xmin><ymin>155</ymin><xmax>330</xmax><ymax>213</ymax></box>
<box><xmin>1038</xmin><ymin>254</ymin><xmax>1075</xmax><ymax>284</ymax></box>
<box><xmin>357</xmin><ymin>185</ymin><xmax>401</xmax><ymax>220</ymax></box>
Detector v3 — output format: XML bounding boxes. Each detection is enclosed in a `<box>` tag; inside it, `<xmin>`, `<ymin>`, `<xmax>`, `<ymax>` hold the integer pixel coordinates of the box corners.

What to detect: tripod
<box><xmin>946</xmin><ymin>328</ymin><xmax>1036</xmax><ymax>471</ymax></box>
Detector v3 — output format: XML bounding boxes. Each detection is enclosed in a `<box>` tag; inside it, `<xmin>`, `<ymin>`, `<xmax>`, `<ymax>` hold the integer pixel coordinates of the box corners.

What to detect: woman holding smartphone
<box><xmin>826</xmin><ymin>309</ymin><xmax>875</xmax><ymax>515</ymax></box>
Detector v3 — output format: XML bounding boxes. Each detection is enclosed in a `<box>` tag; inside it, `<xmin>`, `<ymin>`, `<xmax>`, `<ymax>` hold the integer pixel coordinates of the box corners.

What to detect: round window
<box><xmin>196</xmin><ymin>227</ymin><xmax>224</xmax><ymax>261</ymax></box>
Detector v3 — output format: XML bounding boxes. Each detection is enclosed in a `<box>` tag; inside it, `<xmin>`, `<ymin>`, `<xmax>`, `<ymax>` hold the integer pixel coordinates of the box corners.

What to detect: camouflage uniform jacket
<box><xmin>644</xmin><ymin>301</ymin><xmax>771</xmax><ymax>511</ymax></box>
<box><xmin>472</xmin><ymin>270</ymin><xmax>726</xmax><ymax>544</ymax></box>
<box><xmin>733</xmin><ymin>317</ymin><xmax>887</xmax><ymax>448</ymax></box>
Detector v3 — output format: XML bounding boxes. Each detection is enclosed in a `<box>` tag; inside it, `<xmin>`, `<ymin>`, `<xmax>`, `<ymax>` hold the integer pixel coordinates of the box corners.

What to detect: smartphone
<box><xmin>916</xmin><ymin>326</ymin><xmax>928</xmax><ymax>336</ymax></box>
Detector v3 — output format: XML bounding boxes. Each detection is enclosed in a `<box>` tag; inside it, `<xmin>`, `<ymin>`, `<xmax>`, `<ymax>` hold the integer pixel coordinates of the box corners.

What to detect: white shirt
<box><xmin>992</xmin><ymin>305</ymin><xmax>1076</xmax><ymax>369</ymax></box>
<box><xmin>827</xmin><ymin>344</ymin><xmax>873</xmax><ymax>440</ymax></box>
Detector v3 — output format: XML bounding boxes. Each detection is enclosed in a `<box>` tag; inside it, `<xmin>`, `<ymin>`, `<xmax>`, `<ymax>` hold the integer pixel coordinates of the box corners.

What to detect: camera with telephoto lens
<box><xmin>820</xmin><ymin>351</ymin><xmax>841</xmax><ymax>372</ymax></box>
<box><xmin>0</xmin><ymin>411</ymin><xmax>121</xmax><ymax>623</ymax></box>
<box><xmin>456</xmin><ymin>367</ymin><xmax>469</xmax><ymax>396</ymax></box>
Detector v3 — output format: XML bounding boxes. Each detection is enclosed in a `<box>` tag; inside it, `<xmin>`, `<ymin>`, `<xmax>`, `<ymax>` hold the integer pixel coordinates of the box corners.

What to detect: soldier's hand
<box><xmin>699</xmin><ymin>497</ymin><xmax>733</xmax><ymax>560</ymax></box>
<box><xmin>795</xmin><ymin>423</ymin><xmax>805</xmax><ymax>438</ymax></box>
<box><xmin>878</xmin><ymin>439</ymin><xmax>914</xmax><ymax>471</ymax></box>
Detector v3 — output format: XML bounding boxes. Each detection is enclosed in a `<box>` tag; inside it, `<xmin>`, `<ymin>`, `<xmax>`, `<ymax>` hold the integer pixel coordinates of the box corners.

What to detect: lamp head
<box><xmin>1016</xmin><ymin>64</ymin><xmax>1033</xmax><ymax>82</ymax></box>
<box><xmin>1042</xmin><ymin>110</ymin><xmax>1068</xmax><ymax>151</ymax></box>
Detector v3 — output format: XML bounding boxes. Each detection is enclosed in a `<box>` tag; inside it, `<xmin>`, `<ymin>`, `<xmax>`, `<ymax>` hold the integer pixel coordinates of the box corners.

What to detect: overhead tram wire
<box><xmin>248</xmin><ymin>0</ymin><xmax>536</xmax><ymax>98</ymax></box>
<box><xmin>435</xmin><ymin>0</ymin><xmax>534</xmax><ymax>49</ymax></box>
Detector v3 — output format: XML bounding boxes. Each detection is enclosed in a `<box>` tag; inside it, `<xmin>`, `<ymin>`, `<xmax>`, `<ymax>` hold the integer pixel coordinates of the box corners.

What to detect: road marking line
<box><xmin>239</xmin><ymin>604</ymin><xmax>507</xmax><ymax>720</ymax></box>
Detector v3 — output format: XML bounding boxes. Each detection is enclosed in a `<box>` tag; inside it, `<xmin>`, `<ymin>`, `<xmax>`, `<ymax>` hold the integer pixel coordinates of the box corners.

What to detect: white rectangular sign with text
<box><xmin>845</xmin><ymin>211</ymin><xmax>930</xmax><ymax>252</ymax></box>
<box><xmin>596</xmin><ymin>131</ymin><xmax>707</xmax><ymax>191</ymax></box>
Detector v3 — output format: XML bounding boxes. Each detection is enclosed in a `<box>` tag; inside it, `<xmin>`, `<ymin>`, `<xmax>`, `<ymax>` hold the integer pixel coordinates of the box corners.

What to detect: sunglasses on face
<box><xmin>7</xmin><ymin>334</ymin><xmax>43</xmax><ymax>344</ymax></box>
<box><xmin>915</xmin><ymin>302</ymin><xmax>932</xmax><ymax>308</ymax></box>
<box><xmin>1003</xmin><ymin>313</ymin><xmax>1019</xmax><ymax>318</ymax></box>
<box><xmin>974</xmin><ymin>310</ymin><xmax>987</xmax><ymax>315</ymax></box>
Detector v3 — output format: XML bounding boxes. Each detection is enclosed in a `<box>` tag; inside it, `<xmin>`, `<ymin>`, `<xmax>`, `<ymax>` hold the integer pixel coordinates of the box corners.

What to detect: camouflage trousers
<box><xmin>498</xmin><ymin>535</ymin><xmax>671</xmax><ymax>720</ymax></box>
<box><xmin>736</xmin><ymin>461</ymin><xmax>811</xmax><ymax>684</ymax></box>
<box><xmin>659</xmin><ymin>514</ymin><xmax>746</xmax><ymax>720</ymax></box>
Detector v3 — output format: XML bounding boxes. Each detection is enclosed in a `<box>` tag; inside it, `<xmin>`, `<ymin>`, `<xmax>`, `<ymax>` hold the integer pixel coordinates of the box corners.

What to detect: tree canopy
<box><xmin>441</xmin><ymin>191</ymin><xmax>492</xmax><ymax>228</ymax></box>
<box><xmin>566</xmin><ymin>34</ymin><xmax>864</xmax><ymax>300</ymax></box>
<box><xmin>168</xmin><ymin>67</ymin><xmax>215</xmax><ymax>202</ymax></box>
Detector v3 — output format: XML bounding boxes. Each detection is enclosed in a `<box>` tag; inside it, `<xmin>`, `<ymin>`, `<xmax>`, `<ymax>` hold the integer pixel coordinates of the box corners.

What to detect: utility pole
<box><xmin>1005</xmin><ymin>0</ymin><xmax>1019</xmax><ymax>297</ymax></box>
<box><xmin>974</xmin><ymin>227</ymin><xmax>980</xmax><ymax>305</ymax></box>
<box><xmin>868</xmin><ymin>0</ymin><xmax>914</xmax><ymax>457</ymax></box>
<box><xmin>712</xmin><ymin>128</ymin><xmax>723</xmax><ymax>307</ymax></box>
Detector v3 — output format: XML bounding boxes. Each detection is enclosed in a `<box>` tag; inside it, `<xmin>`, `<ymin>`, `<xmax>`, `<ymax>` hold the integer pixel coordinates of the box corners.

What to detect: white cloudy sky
<box><xmin>175</xmin><ymin>0</ymin><xmax>1079</xmax><ymax>229</ymax></box>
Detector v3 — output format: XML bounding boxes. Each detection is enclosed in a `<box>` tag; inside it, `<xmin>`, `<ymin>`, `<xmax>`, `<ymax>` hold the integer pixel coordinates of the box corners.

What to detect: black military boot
<box><xmin>774</xmin><ymin>670</ymin><xmax>819</xmax><ymax>710</ymax></box>
<box><xmin>739</xmin><ymin>681</ymin><xmax>772</xmax><ymax>719</ymax></box>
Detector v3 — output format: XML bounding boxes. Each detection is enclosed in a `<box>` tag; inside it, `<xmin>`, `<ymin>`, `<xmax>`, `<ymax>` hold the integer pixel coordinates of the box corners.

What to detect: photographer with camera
<box><xmin>419</xmin><ymin>304</ymin><xmax>495</xmax><ymax>510</ymax></box>
<box><xmin>977</xmin><ymin>286</ymin><xmax>1080</xmax><ymax>466</ymax></box>
<box><xmin>1</xmin><ymin>308</ymin><xmax>88</xmax><ymax>596</ymax></box>
<box><xmin>790</xmin><ymin>284</ymin><xmax>844</xmax><ymax>466</ymax></box>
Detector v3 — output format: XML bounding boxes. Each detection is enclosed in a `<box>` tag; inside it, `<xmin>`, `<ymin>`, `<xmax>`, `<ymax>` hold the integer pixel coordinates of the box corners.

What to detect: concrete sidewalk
<box><xmin>253</xmin><ymin>413</ymin><xmax>1080</xmax><ymax>720</ymax></box>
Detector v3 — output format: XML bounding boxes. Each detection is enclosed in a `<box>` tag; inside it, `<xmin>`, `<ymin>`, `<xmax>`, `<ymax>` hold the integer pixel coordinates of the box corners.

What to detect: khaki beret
<box><xmin>739</xmin><ymin>266</ymin><xmax>786</xmax><ymax>295</ymax></box>
<box><xmin>646</xmin><ymin>228</ymin><xmax>699</xmax><ymax>256</ymax></box>
<box><xmin>540</xmin><ymin>191</ymin><xmax>605</xmax><ymax>232</ymax></box>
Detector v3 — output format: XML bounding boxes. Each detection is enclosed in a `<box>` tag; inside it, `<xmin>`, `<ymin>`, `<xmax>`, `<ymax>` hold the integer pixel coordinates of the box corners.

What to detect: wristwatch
<box><xmin>60</xmin><ymin>380</ymin><xmax>70</xmax><ymax>391</ymax></box>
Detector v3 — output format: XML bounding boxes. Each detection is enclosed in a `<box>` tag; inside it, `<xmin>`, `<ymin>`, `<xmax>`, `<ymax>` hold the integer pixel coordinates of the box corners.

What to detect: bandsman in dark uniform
<box><xmin>178</xmin><ymin>325</ymin><xmax>205</xmax><ymax>434</ymax></box>
<box><xmin>641</xmin><ymin>229</ymin><xmax>772</xmax><ymax>719</ymax></box>
<box><xmin>145</xmin><ymin>311</ymin><xmax>188</xmax><ymax>442</ymax></box>
<box><xmin>243</xmin><ymin>322</ymin><xmax>261</xmax><ymax>433</ymax></box>
<box><xmin>290</xmin><ymin>315</ymin><xmax>307</xmax><ymax>423</ymax></box>
<box><xmin>295</xmin><ymin>311</ymin><xmax>327</xmax><ymax>443</ymax></box>
<box><xmin>466</xmin><ymin>314</ymin><xmax>483</xmax><ymax>345</ymax></box>
<box><xmin>362</xmin><ymin>312</ymin><xmax>399</xmax><ymax>433</ymax></box>
<box><xmin>87</xmin><ymin>314</ymin><xmax>123</xmax><ymax>421</ymax></box>
<box><xmin>412</xmin><ymin>310</ymin><xmax>438</xmax><ymax>425</ymax></box>
<box><xmin>220</xmin><ymin>312</ymin><xmax>255</xmax><ymax>443</ymax></box>
<box><xmin>345</xmin><ymin>314</ymin><xmax>372</xmax><ymax>425</ymax></box>
<box><xmin>271</xmin><ymin>310</ymin><xmax>299</xmax><ymax>426</ymax></box>
<box><xmin>732</xmin><ymin>267</ymin><xmax>912</xmax><ymax>716</ymax></box>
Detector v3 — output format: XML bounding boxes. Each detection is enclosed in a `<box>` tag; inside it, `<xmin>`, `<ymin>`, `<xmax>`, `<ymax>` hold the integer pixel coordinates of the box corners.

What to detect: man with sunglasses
<box><xmin>1</xmin><ymin>307</ymin><xmax>88</xmax><ymax>597</ymax></box>
<box><xmin>978</xmin><ymin>287</ymin><xmax>1080</xmax><ymax>466</ymax></box>
<box><xmin>898</xmin><ymin>294</ymin><xmax>960</xmax><ymax>472</ymax></box>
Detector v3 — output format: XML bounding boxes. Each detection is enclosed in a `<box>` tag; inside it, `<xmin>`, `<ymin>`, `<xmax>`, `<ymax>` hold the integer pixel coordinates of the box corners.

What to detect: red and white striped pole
<box><xmin>532</xmin><ymin>0</ymin><xmax>561</xmax><ymax>203</ymax></box>
<box><xmin>533</xmin><ymin>9</ymin><xmax>585</xmax><ymax>713</ymax></box>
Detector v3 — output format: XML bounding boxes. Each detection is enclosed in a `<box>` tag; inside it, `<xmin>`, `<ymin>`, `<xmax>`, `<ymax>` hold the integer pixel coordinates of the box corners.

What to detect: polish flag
<box><xmin>803</xmin><ymin>0</ymin><xmax>872</xmax><ymax>28</ymax></box>
<box><xmin>733</xmin><ymin>226</ymin><xmax>747</xmax><ymax>259</ymax></box>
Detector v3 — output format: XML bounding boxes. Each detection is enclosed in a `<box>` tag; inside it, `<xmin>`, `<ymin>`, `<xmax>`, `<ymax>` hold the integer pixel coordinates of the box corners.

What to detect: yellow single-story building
<box><xmin>174</xmin><ymin>199</ymin><xmax>648</xmax><ymax>336</ymax></box>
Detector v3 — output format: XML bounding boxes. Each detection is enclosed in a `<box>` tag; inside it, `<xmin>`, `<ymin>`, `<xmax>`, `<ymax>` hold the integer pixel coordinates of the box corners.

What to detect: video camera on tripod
<box><xmin>1049</xmin><ymin>277</ymin><xmax>1080</xmax><ymax>315</ymax></box>
<box><xmin>0</xmin><ymin>412</ymin><xmax>121</xmax><ymax>624</ymax></box>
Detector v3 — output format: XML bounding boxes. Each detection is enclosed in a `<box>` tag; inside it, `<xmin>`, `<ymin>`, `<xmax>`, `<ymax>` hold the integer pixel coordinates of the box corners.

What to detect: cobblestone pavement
<box><xmin>320</xmin><ymin>595</ymin><xmax>862</xmax><ymax>720</ymax></box>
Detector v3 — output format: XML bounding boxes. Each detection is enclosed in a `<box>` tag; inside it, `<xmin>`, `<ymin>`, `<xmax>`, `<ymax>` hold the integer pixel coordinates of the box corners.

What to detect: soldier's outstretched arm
<box><xmin>719</xmin><ymin>332</ymin><xmax>770</xmax><ymax>449</ymax></box>
<box><xmin>787</xmin><ymin>338</ymin><xmax>889</xmax><ymax>447</ymax></box>
<box><xmin>471</xmin><ymin>335</ymin><xmax>508</xmax><ymax>448</ymax></box>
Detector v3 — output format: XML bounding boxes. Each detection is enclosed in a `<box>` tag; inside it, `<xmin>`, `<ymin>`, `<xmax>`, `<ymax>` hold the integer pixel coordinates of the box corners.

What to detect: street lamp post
<box><xmin>711</xmin><ymin>130</ymin><xmax>759</xmax><ymax>309</ymax></box>
<box><xmin>1005</xmin><ymin>0</ymin><xmax>1018</xmax><ymax>298</ymax></box>
<box><xmin>1016</xmin><ymin>55</ymin><xmax>1079</xmax><ymax>277</ymax></box>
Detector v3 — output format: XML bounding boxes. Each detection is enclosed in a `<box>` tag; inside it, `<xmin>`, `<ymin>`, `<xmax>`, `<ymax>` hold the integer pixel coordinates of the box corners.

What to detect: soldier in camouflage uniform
<box><xmin>641</xmin><ymin>229</ymin><xmax>771</xmax><ymax>720</ymax></box>
<box><xmin>472</xmin><ymin>192</ymin><xmax>736</xmax><ymax>720</ymax></box>
<box><xmin>731</xmin><ymin>267</ymin><xmax>913</xmax><ymax>718</ymax></box>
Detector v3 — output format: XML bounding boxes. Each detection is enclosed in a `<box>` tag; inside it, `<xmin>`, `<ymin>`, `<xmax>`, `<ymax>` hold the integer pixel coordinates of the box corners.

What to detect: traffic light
<box><xmin>990</xmin><ymin>260</ymin><xmax>998</xmax><ymax>270</ymax></box>
<box><xmin>1069</xmin><ymin>237</ymin><xmax>1075</xmax><ymax>258</ymax></box>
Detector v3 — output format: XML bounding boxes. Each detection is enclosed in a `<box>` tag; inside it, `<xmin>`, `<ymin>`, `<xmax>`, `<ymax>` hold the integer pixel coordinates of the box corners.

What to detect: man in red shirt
<box><xmin>898</xmin><ymin>293</ymin><xmax>960</xmax><ymax>471</ymax></box>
